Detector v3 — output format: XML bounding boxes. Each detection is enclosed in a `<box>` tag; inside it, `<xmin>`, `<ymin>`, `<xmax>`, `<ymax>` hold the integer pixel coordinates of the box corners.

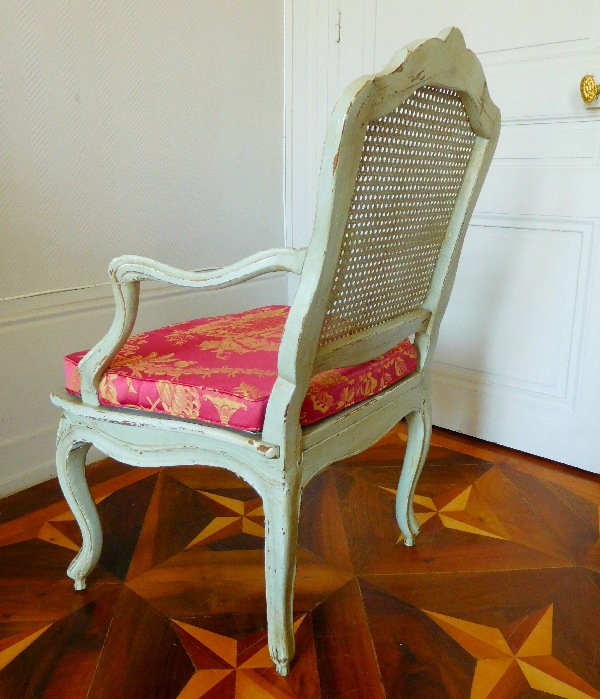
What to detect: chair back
<box><xmin>262</xmin><ymin>28</ymin><xmax>500</xmax><ymax>443</ymax></box>
<box><xmin>320</xmin><ymin>85</ymin><xmax>477</xmax><ymax>346</ymax></box>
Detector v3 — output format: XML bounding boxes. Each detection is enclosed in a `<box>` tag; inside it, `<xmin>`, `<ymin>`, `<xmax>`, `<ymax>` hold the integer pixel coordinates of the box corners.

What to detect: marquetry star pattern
<box><xmin>2</xmin><ymin>434</ymin><xmax>600</xmax><ymax>698</ymax></box>
<box><xmin>37</xmin><ymin>494</ymin><xmax>111</xmax><ymax>552</ymax></box>
<box><xmin>185</xmin><ymin>490</ymin><xmax>265</xmax><ymax>549</ymax></box>
<box><xmin>380</xmin><ymin>483</ymin><xmax>508</xmax><ymax>542</ymax></box>
<box><xmin>425</xmin><ymin>604</ymin><xmax>600</xmax><ymax>699</ymax></box>
<box><xmin>171</xmin><ymin>616</ymin><xmax>306</xmax><ymax>698</ymax></box>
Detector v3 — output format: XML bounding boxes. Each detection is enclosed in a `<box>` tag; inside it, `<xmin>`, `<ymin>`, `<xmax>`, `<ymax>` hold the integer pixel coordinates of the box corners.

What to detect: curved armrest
<box><xmin>78</xmin><ymin>247</ymin><xmax>307</xmax><ymax>406</ymax></box>
<box><xmin>109</xmin><ymin>247</ymin><xmax>306</xmax><ymax>285</ymax></box>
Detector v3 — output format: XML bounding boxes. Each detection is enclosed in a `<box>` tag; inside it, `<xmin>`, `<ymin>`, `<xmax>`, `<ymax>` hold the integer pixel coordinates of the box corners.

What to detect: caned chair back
<box><xmin>262</xmin><ymin>28</ymin><xmax>500</xmax><ymax>443</ymax></box>
<box><xmin>319</xmin><ymin>85</ymin><xmax>477</xmax><ymax>345</ymax></box>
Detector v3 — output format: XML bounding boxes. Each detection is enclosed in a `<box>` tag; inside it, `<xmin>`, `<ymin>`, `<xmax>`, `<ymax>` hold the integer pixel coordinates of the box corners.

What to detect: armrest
<box><xmin>78</xmin><ymin>247</ymin><xmax>307</xmax><ymax>406</ymax></box>
<box><xmin>109</xmin><ymin>247</ymin><xmax>306</xmax><ymax>285</ymax></box>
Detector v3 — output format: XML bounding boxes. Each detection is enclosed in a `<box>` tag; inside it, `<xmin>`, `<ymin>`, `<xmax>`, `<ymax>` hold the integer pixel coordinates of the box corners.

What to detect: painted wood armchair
<box><xmin>51</xmin><ymin>27</ymin><xmax>500</xmax><ymax>676</ymax></box>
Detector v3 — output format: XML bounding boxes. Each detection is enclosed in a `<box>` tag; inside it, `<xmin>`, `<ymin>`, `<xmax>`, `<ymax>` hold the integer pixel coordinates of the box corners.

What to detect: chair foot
<box><xmin>73</xmin><ymin>578</ymin><xmax>87</xmax><ymax>591</ymax></box>
<box><xmin>275</xmin><ymin>661</ymin><xmax>290</xmax><ymax>677</ymax></box>
<box><xmin>404</xmin><ymin>534</ymin><xmax>416</xmax><ymax>547</ymax></box>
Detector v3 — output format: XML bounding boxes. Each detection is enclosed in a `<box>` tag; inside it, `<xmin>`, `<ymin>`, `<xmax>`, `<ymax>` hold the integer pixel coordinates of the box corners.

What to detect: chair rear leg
<box><xmin>56</xmin><ymin>429</ymin><xmax>103</xmax><ymax>590</ymax></box>
<box><xmin>396</xmin><ymin>399</ymin><xmax>432</xmax><ymax>546</ymax></box>
<box><xmin>262</xmin><ymin>476</ymin><xmax>301</xmax><ymax>677</ymax></box>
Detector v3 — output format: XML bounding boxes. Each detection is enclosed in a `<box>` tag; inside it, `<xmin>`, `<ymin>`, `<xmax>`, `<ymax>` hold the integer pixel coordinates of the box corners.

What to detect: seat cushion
<box><xmin>65</xmin><ymin>305</ymin><xmax>418</xmax><ymax>432</ymax></box>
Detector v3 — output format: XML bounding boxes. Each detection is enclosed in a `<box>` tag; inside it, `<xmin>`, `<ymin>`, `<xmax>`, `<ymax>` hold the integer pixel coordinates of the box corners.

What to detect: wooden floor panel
<box><xmin>0</xmin><ymin>423</ymin><xmax>599</xmax><ymax>698</ymax></box>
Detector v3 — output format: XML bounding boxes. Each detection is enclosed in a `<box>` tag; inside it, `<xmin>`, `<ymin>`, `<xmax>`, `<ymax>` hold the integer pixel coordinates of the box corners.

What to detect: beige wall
<box><xmin>0</xmin><ymin>0</ymin><xmax>286</xmax><ymax>493</ymax></box>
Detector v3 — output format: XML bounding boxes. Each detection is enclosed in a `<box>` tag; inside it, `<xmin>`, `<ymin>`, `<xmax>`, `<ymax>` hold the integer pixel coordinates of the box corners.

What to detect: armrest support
<box><xmin>78</xmin><ymin>247</ymin><xmax>307</xmax><ymax>406</ymax></box>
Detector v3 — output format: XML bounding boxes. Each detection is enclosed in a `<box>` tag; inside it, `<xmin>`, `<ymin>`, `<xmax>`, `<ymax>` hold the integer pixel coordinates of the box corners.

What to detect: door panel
<box><xmin>380</xmin><ymin>2</ymin><xmax>600</xmax><ymax>470</ymax></box>
<box><xmin>288</xmin><ymin>0</ymin><xmax>600</xmax><ymax>470</ymax></box>
<box><xmin>374</xmin><ymin>1</ymin><xmax>595</xmax><ymax>58</ymax></box>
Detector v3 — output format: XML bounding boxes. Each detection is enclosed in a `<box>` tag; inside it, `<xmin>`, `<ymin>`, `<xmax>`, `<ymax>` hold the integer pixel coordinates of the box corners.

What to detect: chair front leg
<box><xmin>396</xmin><ymin>398</ymin><xmax>432</xmax><ymax>546</ymax></box>
<box><xmin>56</xmin><ymin>425</ymin><xmax>103</xmax><ymax>590</ymax></box>
<box><xmin>262</xmin><ymin>473</ymin><xmax>302</xmax><ymax>677</ymax></box>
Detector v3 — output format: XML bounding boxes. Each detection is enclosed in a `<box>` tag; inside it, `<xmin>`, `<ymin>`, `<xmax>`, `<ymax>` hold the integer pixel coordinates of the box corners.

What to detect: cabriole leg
<box><xmin>56</xmin><ymin>425</ymin><xmax>102</xmax><ymax>590</ymax></box>
<box><xmin>262</xmin><ymin>475</ymin><xmax>302</xmax><ymax>677</ymax></box>
<box><xmin>396</xmin><ymin>399</ymin><xmax>432</xmax><ymax>546</ymax></box>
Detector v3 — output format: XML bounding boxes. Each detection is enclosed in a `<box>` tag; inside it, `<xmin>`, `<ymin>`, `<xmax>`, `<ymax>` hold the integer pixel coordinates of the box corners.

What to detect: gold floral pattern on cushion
<box><xmin>299</xmin><ymin>343</ymin><xmax>418</xmax><ymax>427</ymax></box>
<box><xmin>64</xmin><ymin>305</ymin><xmax>418</xmax><ymax>431</ymax></box>
<box><xmin>156</xmin><ymin>382</ymin><xmax>202</xmax><ymax>420</ymax></box>
<box><xmin>202</xmin><ymin>394</ymin><xmax>248</xmax><ymax>426</ymax></box>
<box><xmin>98</xmin><ymin>374</ymin><xmax>119</xmax><ymax>404</ymax></box>
<box><xmin>235</xmin><ymin>382</ymin><xmax>264</xmax><ymax>401</ymax></box>
<box><xmin>164</xmin><ymin>306</ymin><xmax>287</xmax><ymax>357</ymax></box>
<box><xmin>66</xmin><ymin>363</ymin><xmax>82</xmax><ymax>393</ymax></box>
<box><xmin>119</xmin><ymin>333</ymin><xmax>149</xmax><ymax>356</ymax></box>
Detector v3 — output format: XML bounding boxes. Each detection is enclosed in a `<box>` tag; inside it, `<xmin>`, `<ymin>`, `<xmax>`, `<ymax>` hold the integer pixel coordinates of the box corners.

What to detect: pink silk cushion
<box><xmin>65</xmin><ymin>305</ymin><xmax>418</xmax><ymax>432</ymax></box>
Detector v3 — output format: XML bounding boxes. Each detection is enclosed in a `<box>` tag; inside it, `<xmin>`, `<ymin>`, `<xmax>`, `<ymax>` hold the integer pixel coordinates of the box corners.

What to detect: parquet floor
<box><xmin>1</xmin><ymin>424</ymin><xmax>600</xmax><ymax>699</ymax></box>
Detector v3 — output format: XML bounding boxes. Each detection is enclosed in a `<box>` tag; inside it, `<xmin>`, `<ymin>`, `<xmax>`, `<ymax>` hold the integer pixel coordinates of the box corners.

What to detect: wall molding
<box><xmin>433</xmin><ymin>213</ymin><xmax>597</xmax><ymax>412</ymax></box>
<box><xmin>0</xmin><ymin>277</ymin><xmax>225</xmax><ymax>331</ymax></box>
<box><xmin>0</xmin><ymin>444</ymin><xmax>57</xmax><ymax>498</ymax></box>
<box><xmin>492</xmin><ymin>122</ymin><xmax>600</xmax><ymax>170</ymax></box>
<box><xmin>286</xmin><ymin>0</ymin><xmax>380</xmax><ymax>252</ymax></box>
<box><xmin>286</xmin><ymin>0</ymin><xmax>327</xmax><ymax>250</ymax></box>
<box><xmin>502</xmin><ymin>114</ymin><xmax>600</xmax><ymax>126</ymax></box>
<box><xmin>481</xmin><ymin>40</ymin><xmax>600</xmax><ymax>67</ymax></box>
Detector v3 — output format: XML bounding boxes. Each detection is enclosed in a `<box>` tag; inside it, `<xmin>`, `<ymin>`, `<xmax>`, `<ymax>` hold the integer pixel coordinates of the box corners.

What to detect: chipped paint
<box><xmin>409</xmin><ymin>70</ymin><xmax>426</xmax><ymax>84</ymax></box>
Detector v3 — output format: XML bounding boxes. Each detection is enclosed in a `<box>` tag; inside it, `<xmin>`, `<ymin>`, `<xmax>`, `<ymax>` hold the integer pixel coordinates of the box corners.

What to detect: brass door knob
<box><xmin>580</xmin><ymin>75</ymin><xmax>600</xmax><ymax>104</ymax></box>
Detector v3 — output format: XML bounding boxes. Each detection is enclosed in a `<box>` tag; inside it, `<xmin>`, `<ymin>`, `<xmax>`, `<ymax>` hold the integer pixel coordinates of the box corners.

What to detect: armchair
<box><xmin>51</xmin><ymin>27</ymin><xmax>500</xmax><ymax>676</ymax></box>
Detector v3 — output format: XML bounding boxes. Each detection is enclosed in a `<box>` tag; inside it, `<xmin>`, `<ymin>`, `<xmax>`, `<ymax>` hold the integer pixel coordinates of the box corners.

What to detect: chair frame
<box><xmin>51</xmin><ymin>27</ymin><xmax>500</xmax><ymax>676</ymax></box>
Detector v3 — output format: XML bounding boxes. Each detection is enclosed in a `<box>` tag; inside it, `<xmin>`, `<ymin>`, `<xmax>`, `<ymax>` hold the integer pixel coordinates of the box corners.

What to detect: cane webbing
<box><xmin>320</xmin><ymin>85</ymin><xmax>476</xmax><ymax>345</ymax></box>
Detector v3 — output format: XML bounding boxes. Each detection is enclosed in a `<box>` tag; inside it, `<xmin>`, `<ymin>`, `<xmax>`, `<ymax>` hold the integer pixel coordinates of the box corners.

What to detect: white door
<box><xmin>287</xmin><ymin>0</ymin><xmax>600</xmax><ymax>472</ymax></box>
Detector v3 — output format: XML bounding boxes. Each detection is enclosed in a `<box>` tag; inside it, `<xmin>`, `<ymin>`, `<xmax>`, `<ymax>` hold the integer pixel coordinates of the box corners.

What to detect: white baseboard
<box><xmin>0</xmin><ymin>427</ymin><xmax>57</xmax><ymax>496</ymax></box>
<box><xmin>0</xmin><ymin>273</ymin><xmax>288</xmax><ymax>497</ymax></box>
